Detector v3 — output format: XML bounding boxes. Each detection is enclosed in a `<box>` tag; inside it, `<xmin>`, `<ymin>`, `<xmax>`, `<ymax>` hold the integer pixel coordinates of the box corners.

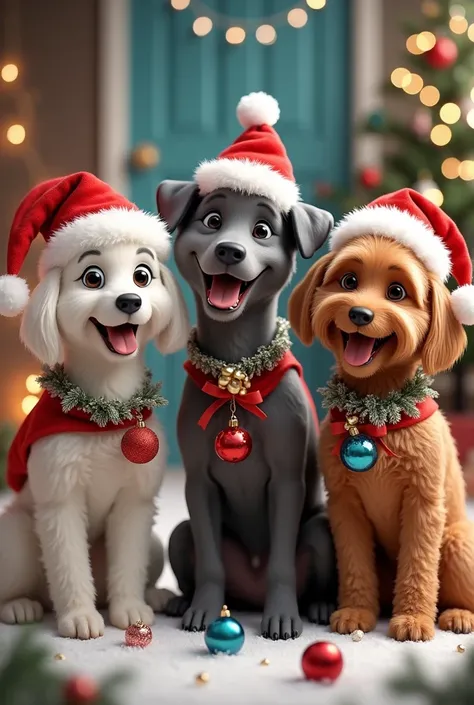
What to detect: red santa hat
<box><xmin>194</xmin><ymin>92</ymin><xmax>300</xmax><ymax>213</ymax></box>
<box><xmin>329</xmin><ymin>187</ymin><xmax>474</xmax><ymax>325</ymax></box>
<box><xmin>0</xmin><ymin>171</ymin><xmax>170</xmax><ymax>317</ymax></box>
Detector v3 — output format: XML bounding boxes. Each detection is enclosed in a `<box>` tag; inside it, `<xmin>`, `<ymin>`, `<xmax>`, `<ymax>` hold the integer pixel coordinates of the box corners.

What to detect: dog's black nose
<box><xmin>215</xmin><ymin>242</ymin><xmax>246</xmax><ymax>265</ymax></box>
<box><xmin>349</xmin><ymin>306</ymin><xmax>374</xmax><ymax>326</ymax></box>
<box><xmin>115</xmin><ymin>293</ymin><xmax>142</xmax><ymax>314</ymax></box>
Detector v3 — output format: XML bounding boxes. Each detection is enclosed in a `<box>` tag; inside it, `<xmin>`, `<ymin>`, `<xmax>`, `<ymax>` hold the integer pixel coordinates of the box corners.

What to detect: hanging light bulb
<box><xmin>439</xmin><ymin>102</ymin><xmax>461</xmax><ymax>124</ymax></box>
<box><xmin>449</xmin><ymin>4</ymin><xmax>466</xmax><ymax>17</ymax></box>
<box><xmin>403</xmin><ymin>73</ymin><xmax>424</xmax><ymax>95</ymax></box>
<box><xmin>170</xmin><ymin>0</ymin><xmax>190</xmax><ymax>9</ymax></box>
<box><xmin>430</xmin><ymin>124</ymin><xmax>452</xmax><ymax>146</ymax></box>
<box><xmin>419</xmin><ymin>85</ymin><xmax>440</xmax><ymax>107</ymax></box>
<box><xmin>414</xmin><ymin>173</ymin><xmax>444</xmax><ymax>205</ymax></box>
<box><xmin>25</xmin><ymin>374</ymin><xmax>42</xmax><ymax>395</ymax></box>
<box><xmin>225</xmin><ymin>27</ymin><xmax>246</xmax><ymax>44</ymax></box>
<box><xmin>441</xmin><ymin>157</ymin><xmax>461</xmax><ymax>179</ymax></box>
<box><xmin>306</xmin><ymin>0</ymin><xmax>326</xmax><ymax>7</ymax></box>
<box><xmin>1</xmin><ymin>63</ymin><xmax>19</xmax><ymax>82</ymax></box>
<box><xmin>406</xmin><ymin>34</ymin><xmax>424</xmax><ymax>54</ymax></box>
<box><xmin>467</xmin><ymin>109</ymin><xmax>474</xmax><ymax>128</ymax></box>
<box><xmin>287</xmin><ymin>8</ymin><xmax>308</xmax><ymax>28</ymax></box>
<box><xmin>416</xmin><ymin>31</ymin><xmax>436</xmax><ymax>51</ymax></box>
<box><xmin>450</xmin><ymin>15</ymin><xmax>468</xmax><ymax>33</ymax></box>
<box><xmin>459</xmin><ymin>160</ymin><xmax>474</xmax><ymax>180</ymax></box>
<box><xmin>6</xmin><ymin>124</ymin><xmax>26</xmax><ymax>145</ymax></box>
<box><xmin>193</xmin><ymin>17</ymin><xmax>213</xmax><ymax>36</ymax></box>
<box><xmin>256</xmin><ymin>24</ymin><xmax>277</xmax><ymax>45</ymax></box>
<box><xmin>21</xmin><ymin>395</ymin><xmax>39</xmax><ymax>415</ymax></box>
<box><xmin>390</xmin><ymin>67</ymin><xmax>411</xmax><ymax>88</ymax></box>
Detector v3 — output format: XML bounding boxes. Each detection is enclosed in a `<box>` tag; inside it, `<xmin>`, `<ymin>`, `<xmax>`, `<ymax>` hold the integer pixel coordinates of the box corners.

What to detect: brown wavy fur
<box><xmin>289</xmin><ymin>235</ymin><xmax>474</xmax><ymax>641</ymax></box>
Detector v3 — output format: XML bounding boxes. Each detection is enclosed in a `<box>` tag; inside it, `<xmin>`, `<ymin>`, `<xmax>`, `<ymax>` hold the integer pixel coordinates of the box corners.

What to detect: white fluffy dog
<box><xmin>0</xmin><ymin>173</ymin><xmax>189</xmax><ymax>639</ymax></box>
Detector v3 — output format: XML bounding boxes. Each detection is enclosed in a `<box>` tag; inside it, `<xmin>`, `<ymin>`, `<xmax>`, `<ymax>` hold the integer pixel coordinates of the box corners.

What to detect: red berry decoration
<box><xmin>301</xmin><ymin>641</ymin><xmax>344</xmax><ymax>683</ymax></box>
<box><xmin>64</xmin><ymin>675</ymin><xmax>99</xmax><ymax>704</ymax></box>
<box><xmin>359</xmin><ymin>166</ymin><xmax>382</xmax><ymax>189</ymax></box>
<box><xmin>124</xmin><ymin>620</ymin><xmax>153</xmax><ymax>647</ymax></box>
<box><xmin>425</xmin><ymin>36</ymin><xmax>458</xmax><ymax>69</ymax></box>
<box><xmin>121</xmin><ymin>422</ymin><xmax>159</xmax><ymax>464</ymax></box>
<box><xmin>215</xmin><ymin>424</ymin><xmax>252</xmax><ymax>463</ymax></box>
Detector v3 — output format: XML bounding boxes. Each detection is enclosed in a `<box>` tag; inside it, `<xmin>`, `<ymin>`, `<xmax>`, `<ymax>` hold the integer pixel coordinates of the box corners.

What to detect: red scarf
<box><xmin>184</xmin><ymin>350</ymin><xmax>319</xmax><ymax>433</ymax></box>
<box><xmin>330</xmin><ymin>396</ymin><xmax>439</xmax><ymax>458</ymax></box>
<box><xmin>7</xmin><ymin>392</ymin><xmax>152</xmax><ymax>493</ymax></box>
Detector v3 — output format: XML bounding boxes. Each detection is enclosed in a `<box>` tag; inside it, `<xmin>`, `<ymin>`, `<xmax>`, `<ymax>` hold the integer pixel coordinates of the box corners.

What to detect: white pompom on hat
<box><xmin>329</xmin><ymin>187</ymin><xmax>474</xmax><ymax>325</ymax></box>
<box><xmin>194</xmin><ymin>91</ymin><xmax>300</xmax><ymax>213</ymax></box>
<box><xmin>0</xmin><ymin>171</ymin><xmax>170</xmax><ymax>317</ymax></box>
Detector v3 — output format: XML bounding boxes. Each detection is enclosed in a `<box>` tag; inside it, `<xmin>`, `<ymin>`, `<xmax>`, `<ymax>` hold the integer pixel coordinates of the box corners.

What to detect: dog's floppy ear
<box><xmin>156</xmin><ymin>180</ymin><xmax>200</xmax><ymax>233</ymax></box>
<box><xmin>288</xmin><ymin>252</ymin><xmax>334</xmax><ymax>345</ymax></box>
<box><xmin>422</xmin><ymin>276</ymin><xmax>467</xmax><ymax>375</ymax></box>
<box><xmin>289</xmin><ymin>203</ymin><xmax>334</xmax><ymax>259</ymax></box>
<box><xmin>20</xmin><ymin>268</ymin><xmax>64</xmax><ymax>365</ymax></box>
<box><xmin>155</xmin><ymin>264</ymin><xmax>190</xmax><ymax>354</ymax></box>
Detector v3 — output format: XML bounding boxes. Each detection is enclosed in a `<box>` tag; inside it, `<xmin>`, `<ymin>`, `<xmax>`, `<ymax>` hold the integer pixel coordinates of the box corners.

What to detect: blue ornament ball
<box><xmin>367</xmin><ymin>110</ymin><xmax>385</xmax><ymax>131</ymax></box>
<box><xmin>205</xmin><ymin>606</ymin><xmax>245</xmax><ymax>655</ymax></box>
<box><xmin>340</xmin><ymin>434</ymin><xmax>378</xmax><ymax>472</ymax></box>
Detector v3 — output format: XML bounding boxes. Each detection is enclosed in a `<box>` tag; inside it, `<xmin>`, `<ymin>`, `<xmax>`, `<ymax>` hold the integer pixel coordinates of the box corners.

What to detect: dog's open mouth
<box><xmin>90</xmin><ymin>318</ymin><xmax>139</xmax><ymax>356</ymax></box>
<box><xmin>341</xmin><ymin>331</ymin><xmax>394</xmax><ymax>367</ymax></box>
<box><xmin>203</xmin><ymin>273</ymin><xmax>256</xmax><ymax>311</ymax></box>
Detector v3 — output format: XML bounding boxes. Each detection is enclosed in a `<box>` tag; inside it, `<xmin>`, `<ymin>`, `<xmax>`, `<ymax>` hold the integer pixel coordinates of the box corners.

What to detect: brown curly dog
<box><xmin>289</xmin><ymin>232</ymin><xmax>474</xmax><ymax>642</ymax></box>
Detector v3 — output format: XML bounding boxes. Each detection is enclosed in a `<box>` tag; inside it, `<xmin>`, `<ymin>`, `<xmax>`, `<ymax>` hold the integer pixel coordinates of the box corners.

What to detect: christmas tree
<box><xmin>324</xmin><ymin>0</ymin><xmax>474</xmax><ymax>406</ymax></box>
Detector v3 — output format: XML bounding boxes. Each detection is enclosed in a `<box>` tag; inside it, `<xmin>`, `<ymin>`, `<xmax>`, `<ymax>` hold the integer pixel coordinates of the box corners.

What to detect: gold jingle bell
<box><xmin>218</xmin><ymin>366</ymin><xmax>251</xmax><ymax>396</ymax></box>
<box><xmin>344</xmin><ymin>415</ymin><xmax>360</xmax><ymax>437</ymax></box>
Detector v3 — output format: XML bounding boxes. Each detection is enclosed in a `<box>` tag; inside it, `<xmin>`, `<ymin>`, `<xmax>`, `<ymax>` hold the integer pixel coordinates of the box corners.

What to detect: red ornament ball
<box><xmin>121</xmin><ymin>425</ymin><xmax>159</xmax><ymax>464</ymax></box>
<box><xmin>425</xmin><ymin>36</ymin><xmax>458</xmax><ymax>69</ymax></box>
<box><xmin>301</xmin><ymin>641</ymin><xmax>344</xmax><ymax>683</ymax></box>
<box><xmin>125</xmin><ymin>620</ymin><xmax>153</xmax><ymax>647</ymax></box>
<box><xmin>359</xmin><ymin>166</ymin><xmax>382</xmax><ymax>189</ymax></box>
<box><xmin>64</xmin><ymin>675</ymin><xmax>99</xmax><ymax>704</ymax></box>
<box><xmin>215</xmin><ymin>425</ymin><xmax>252</xmax><ymax>463</ymax></box>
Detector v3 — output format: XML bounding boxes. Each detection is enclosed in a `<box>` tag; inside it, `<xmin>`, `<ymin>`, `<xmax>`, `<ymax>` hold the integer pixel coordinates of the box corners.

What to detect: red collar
<box><xmin>184</xmin><ymin>350</ymin><xmax>304</xmax><ymax>430</ymax></box>
<box><xmin>330</xmin><ymin>397</ymin><xmax>439</xmax><ymax>458</ymax></box>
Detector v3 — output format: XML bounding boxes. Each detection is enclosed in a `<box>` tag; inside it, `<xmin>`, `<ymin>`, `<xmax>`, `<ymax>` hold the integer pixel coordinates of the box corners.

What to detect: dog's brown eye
<box><xmin>387</xmin><ymin>283</ymin><xmax>406</xmax><ymax>301</ymax></box>
<box><xmin>133</xmin><ymin>265</ymin><xmax>153</xmax><ymax>288</ymax></box>
<box><xmin>253</xmin><ymin>221</ymin><xmax>272</xmax><ymax>240</ymax></box>
<box><xmin>82</xmin><ymin>266</ymin><xmax>105</xmax><ymax>289</ymax></box>
<box><xmin>340</xmin><ymin>273</ymin><xmax>358</xmax><ymax>290</ymax></box>
<box><xmin>203</xmin><ymin>212</ymin><xmax>222</xmax><ymax>229</ymax></box>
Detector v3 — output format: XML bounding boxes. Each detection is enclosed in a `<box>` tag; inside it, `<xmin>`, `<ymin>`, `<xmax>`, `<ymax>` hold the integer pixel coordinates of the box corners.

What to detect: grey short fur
<box><xmin>156</xmin><ymin>181</ymin><xmax>337</xmax><ymax>640</ymax></box>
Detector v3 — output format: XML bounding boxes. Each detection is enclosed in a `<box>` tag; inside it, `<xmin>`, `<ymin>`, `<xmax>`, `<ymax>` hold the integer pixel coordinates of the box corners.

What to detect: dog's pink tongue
<box><xmin>208</xmin><ymin>274</ymin><xmax>242</xmax><ymax>309</ymax></box>
<box><xmin>107</xmin><ymin>324</ymin><xmax>138</xmax><ymax>355</ymax></box>
<box><xmin>344</xmin><ymin>333</ymin><xmax>375</xmax><ymax>367</ymax></box>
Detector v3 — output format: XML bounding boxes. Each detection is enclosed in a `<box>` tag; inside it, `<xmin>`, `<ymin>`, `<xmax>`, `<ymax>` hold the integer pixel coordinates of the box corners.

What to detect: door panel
<box><xmin>130</xmin><ymin>0</ymin><xmax>351</xmax><ymax>464</ymax></box>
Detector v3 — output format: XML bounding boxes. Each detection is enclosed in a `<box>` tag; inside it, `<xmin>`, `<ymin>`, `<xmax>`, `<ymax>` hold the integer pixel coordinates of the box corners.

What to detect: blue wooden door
<box><xmin>130</xmin><ymin>0</ymin><xmax>350</xmax><ymax>465</ymax></box>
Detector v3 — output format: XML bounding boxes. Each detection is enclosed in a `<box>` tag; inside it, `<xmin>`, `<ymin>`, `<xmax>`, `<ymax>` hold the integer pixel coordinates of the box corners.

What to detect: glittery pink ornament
<box><xmin>124</xmin><ymin>621</ymin><xmax>153</xmax><ymax>647</ymax></box>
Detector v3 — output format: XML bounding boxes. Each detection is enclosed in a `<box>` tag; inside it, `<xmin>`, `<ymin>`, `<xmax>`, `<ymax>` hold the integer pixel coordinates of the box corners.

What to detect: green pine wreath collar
<box><xmin>318</xmin><ymin>367</ymin><xmax>438</xmax><ymax>427</ymax></box>
<box><xmin>37</xmin><ymin>364</ymin><xmax>167</xmax><ymax>427</ymax></box>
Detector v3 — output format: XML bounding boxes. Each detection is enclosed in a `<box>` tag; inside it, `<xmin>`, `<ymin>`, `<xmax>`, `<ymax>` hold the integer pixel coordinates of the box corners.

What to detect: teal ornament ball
<box><xmin>340</xmin><ymin>434</ymin><xmax>378</xmax><ymax>472</ymax></box>
<box><xmin>205</xmin><ymin>606</ymin><xmax>245</xmax><ymax>655</ymax></box>
<box><xmin>367</xmin><ymin>110</ymin><xmax>385</xmax><ymax>131</ymax></box>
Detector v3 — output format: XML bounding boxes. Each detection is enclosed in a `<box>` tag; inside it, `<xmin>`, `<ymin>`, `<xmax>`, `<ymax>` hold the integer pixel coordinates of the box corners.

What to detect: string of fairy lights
<box><xmin>170</xmin><ymin>0</ymin><xmax>327</xmax><ymax>45</ymax></box>
<box><xmin>389</xmin><ymin>2</ymin><xmax>474</xmax><ymax>204</ymax></box>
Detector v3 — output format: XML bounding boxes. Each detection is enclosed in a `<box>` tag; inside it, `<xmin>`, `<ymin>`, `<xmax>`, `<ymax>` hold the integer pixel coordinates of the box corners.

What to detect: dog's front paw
<box><xmin>58</xmin><ymin>607</ymin><xmax>104</xmax><ymax>639</ymax></box>
<box><xmin>261</xmin><ymin>586</ymin><xmax>303</xmax><ymax>640</ymax></box>
<box><xmin>388</xmin><ymin>613</ymin><xmax>435</xmax><ymax>642</ymax></box>
<box><xmin>182</xmin><ymin>584</ymin><xmax>224</xmax><ymax>632</ymax></box>
<box><xmin>439</xmin><ymin>608</ymin><xmax>474</xmax><ymax>634</ymax></box>
<box><xmin>145</xmin><ymin>587</ymin><xmax>177</xmax><ymax>613</ymax></box>
<box><xmin>1</xmin><ymin>598</ymin><xmax>44</xmax><ymax>625</ymax></box>
<box><xmin>109</xmin><ymin>598</ymin><xmax>155</xmax><ymax>629</ymax></box>
<box><xmin>330</xmin><ymin>607</ymin><xmax>377</xmax><ymax>635</ymax></box>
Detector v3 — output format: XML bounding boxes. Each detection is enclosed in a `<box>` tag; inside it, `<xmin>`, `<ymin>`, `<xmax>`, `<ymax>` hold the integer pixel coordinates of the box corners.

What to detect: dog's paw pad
<box><xmin>388</xmin><ymin>614</ymin><xmax>435</xmax><ymax>642</ymax></box>
<box><xmin>439</xmin><ymin>609</ymin><xmax>474</xmax><ymax>634</ymax></box>
<box><xmin>58</xmin><ymin>607</ymin><xmax>104</xmax><ymax>639</ymax></box>
<box><xmin>0</xmin><ymin>598</ymin><xmax>44</xmax><ymax>624</ymax></box>
<box><xmin>330</xmin><ymin>607</ymin><xmax>377</xmax><ymax>635</ymax></box>
<box><xmin>109</xmin><ymin>599</ymin><xmax>154</xmax><ymax>629</ymax></box>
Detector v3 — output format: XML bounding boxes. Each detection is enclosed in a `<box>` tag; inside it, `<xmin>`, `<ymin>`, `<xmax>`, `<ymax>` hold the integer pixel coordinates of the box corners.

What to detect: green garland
<box><xmin>318</xmin><ymin>368</ymin><xmax>438</xmax><ymax>427</ymax></box>
<box><xmin>187</xmin><ymin>316</ymin><xmax>292</xmax><ymax>378</ymax></box>
<box><xmin>37</xmin><ymin>365</ymin><xmax>167</xmax><ymax>427</ymax></box>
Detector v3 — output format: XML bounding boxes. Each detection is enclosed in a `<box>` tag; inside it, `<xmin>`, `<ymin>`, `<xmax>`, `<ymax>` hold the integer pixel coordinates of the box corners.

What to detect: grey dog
<box><xmin>156</xmin><ymin>181</ymin><xmax>337</xmax><ymax>639</ymax></box>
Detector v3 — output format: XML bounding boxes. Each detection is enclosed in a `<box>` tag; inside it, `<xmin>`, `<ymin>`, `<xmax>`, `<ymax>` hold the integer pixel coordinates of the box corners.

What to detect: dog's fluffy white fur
<box><xmin>0</xmin><ymin>242</ymin><xmax>189</xmax><ymax>638</ymax></box>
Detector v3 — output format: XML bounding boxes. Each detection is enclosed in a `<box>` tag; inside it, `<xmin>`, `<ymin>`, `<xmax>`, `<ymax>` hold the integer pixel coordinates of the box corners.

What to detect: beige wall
<box><xmin>0</xmin><ymin>0</ymin><xmax>98</xmax><ymax>425</ymax></box>
<box><xmin>0</xmin><ymin>0</ymin><xmax>419</xmax><ymax>427</ymax></box>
